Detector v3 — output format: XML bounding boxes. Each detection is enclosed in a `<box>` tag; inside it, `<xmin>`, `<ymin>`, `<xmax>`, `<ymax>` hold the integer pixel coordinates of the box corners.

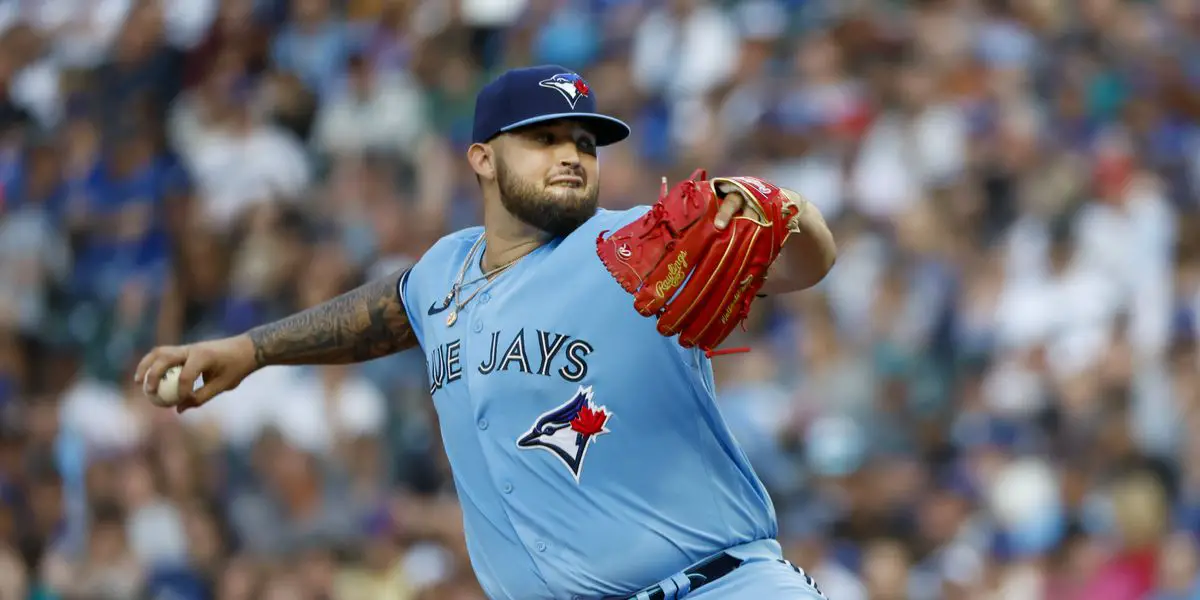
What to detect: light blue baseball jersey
<box><xmin>398</xmin><ymin>207</ymin><xmax>778</xmax><ymax>600</ymax></box>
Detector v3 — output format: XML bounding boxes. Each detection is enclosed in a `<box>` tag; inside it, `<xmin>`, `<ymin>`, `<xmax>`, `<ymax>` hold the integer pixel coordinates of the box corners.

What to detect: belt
<box><xmin>625</xmin><ymin>552</ymin><xmax>744</xmax><ymax>600</ymax></box>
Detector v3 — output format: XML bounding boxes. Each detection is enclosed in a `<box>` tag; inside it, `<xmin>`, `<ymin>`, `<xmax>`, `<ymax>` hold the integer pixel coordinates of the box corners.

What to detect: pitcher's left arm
<box><xmin>709</xmin><ymin>185</ymin><xmax>836</xmax><ymax>296</ymax></box>
<box><xmin>756</xmin><ymin>193</ymin><xmax>836</xmax><ymax>295</ymax></box>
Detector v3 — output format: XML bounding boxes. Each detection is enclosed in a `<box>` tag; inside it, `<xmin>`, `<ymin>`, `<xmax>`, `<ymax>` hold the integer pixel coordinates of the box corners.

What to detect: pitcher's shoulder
<box><xmin>586</xmin><ymin>206</ymin><xmax>652</xmax><ymax>233</ymax></box>
<box><xmin>400</xmin><ymin>227</ymin><xmax>484</xmax><ymax>350</ymax></box>
<box><xmin>425</xmin><ymin>226</ymin><xmax>485</xmax><ymax>261</ymax></box>
<box><xmin>406</xmin><ymin>226</ymin><xmax>483</xmax><ymax>291</ymax></box>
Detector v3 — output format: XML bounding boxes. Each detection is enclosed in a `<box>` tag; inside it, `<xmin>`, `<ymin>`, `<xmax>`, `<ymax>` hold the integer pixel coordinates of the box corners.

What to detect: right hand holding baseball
<box><xmin>134</xmin><ymin>335</ymin><xmax>259</xmax><ymax>413</ymax></box>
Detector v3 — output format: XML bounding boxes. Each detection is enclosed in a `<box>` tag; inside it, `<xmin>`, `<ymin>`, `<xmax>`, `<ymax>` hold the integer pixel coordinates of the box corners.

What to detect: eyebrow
<box><xmin>523</xmin><ymin>125</ymin><xmax>597</xmax><ymax>143</ymax></box>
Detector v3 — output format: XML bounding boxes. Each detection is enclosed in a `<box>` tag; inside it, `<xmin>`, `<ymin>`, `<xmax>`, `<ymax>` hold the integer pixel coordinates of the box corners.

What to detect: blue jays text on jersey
<box><xmin>426</xmin><ymin>328</ymin><xmax>593</xmax><ymax>395</ymax></box>
<box><xmin>398</xmin><ymin>207</ymin><xmax>779</xmax><ymax>600</ymax></box>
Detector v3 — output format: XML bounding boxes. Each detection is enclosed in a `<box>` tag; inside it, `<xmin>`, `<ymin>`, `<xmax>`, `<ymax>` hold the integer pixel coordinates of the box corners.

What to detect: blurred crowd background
<box><xmin>0</xmin><ymin>0</ymin><xmax>1198</xmax><ymax>598</ymax></box>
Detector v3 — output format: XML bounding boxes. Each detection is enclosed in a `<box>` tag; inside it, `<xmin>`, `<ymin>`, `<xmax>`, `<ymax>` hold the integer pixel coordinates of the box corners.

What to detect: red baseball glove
<box><xmin>596</xmin><ymin>169</ymin><xmax>805</xmax><ymax>354</ymax></box>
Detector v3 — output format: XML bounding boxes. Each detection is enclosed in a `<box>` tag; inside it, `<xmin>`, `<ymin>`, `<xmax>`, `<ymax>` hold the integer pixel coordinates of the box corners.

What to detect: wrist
<box><xmin>233</xmin><ymin>333</ymin><xmax>263</xmax><ymax>370</ymax></box>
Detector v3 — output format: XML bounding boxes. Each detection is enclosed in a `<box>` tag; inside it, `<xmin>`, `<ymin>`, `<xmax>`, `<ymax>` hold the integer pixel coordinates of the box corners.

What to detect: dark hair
<box><xmin>90</xmin><ymin>501</ymin><xmax>125</xmax><ymax>526</ymax></box>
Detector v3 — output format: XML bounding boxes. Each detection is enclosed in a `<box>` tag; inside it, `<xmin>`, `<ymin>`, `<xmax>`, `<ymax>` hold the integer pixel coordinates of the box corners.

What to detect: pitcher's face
<box><xmin>491</xmin><ymin>120</ymin><xmax>601</xmax><ymax>237</ymax></box>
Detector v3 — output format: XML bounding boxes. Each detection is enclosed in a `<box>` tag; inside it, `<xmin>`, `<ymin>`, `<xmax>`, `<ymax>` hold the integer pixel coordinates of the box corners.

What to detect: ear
<box><xmin>467</xmin><ymin>143</ymin><xmax>496</xmax><ymax>181</ymax></box>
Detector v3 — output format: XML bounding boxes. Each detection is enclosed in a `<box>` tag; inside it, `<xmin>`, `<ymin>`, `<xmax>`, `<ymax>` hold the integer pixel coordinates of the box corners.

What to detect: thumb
<box><xmin>177</xmin><ymin>373</ymin><xmax>227</xmax><ymax>414</ymax></box>
<box><xmin>176</xmin><ymin>360</ymin><xmax>205</xmax><ymax>405</ymax></box>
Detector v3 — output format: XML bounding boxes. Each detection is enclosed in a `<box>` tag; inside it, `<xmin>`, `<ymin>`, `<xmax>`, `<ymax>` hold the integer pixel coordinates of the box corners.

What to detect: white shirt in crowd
<box><xmin>171</xmin><ymin>108</ymin><xmax>313</xmax><ymax>229</ymax></box>
<box><xmin>59</xmin><ymin>377</ymin><xmax>147</xmax><ymax>453</ymax></box>
<box><xmin>180</xmin><ymin>366</ymin><xmax>386</xmax><ymax>455</ymax></box>
<box><xmin>312</xmin><ymin>71</ymin><xmax>429</xmax><ymax>161</ymax></box>
<box><xmin>850</xmin><ymin>104</ymin><xmax>968</xmax><ymax>220</ymax></box>
<box><xmin>412</xmin><ymin>0</ymin><xmax>526</xmax><ymax>36</ymax></box>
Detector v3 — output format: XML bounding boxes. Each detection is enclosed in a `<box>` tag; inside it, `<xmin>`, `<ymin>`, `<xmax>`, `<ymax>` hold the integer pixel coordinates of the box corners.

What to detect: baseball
<box><xmin>150</xmin><ymin>365</ymin><xmax>184</xmax><ymax>407</ymax></box>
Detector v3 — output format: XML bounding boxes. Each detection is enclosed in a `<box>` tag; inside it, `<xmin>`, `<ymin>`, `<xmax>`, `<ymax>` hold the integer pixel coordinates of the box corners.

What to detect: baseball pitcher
<box><xmin>136</xmin><ymin>65</ymin><xmax>837</xmax><ymax>600</ymax></box>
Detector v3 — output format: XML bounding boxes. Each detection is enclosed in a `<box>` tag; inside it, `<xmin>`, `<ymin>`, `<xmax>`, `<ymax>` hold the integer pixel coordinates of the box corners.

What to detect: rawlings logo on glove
<box><xmin>596</xmin><ymin>169</ymin><xmax>804</xmax><ymax>354</ymax></box>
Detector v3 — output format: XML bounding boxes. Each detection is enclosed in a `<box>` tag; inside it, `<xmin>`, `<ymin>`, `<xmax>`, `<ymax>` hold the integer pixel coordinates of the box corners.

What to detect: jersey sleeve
<box><xmin>396</xmin><ymin>266</ymin><xmax>427</xmax><ymax>352</ymax></box>
<box><xmin>606</xmin><ymin>205</ymin><xmax>651</xmax><ymax>229</ymax></box>
<box><xmin>394</xmin><ymin>227</ymin><xmax>483</xmax><ymax>353</ymax></box>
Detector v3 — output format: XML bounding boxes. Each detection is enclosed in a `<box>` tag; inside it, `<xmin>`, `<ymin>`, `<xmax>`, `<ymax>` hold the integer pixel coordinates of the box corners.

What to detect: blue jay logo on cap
<box><xmin>539</xmin><ymin>72</ymin><xmax>591</xmax><ymax>109</ymax></box>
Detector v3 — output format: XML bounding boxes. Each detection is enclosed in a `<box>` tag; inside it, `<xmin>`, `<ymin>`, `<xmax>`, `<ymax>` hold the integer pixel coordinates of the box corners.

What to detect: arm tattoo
<box><xmin>248</xmin><ymin>274</ymin><xmax>416</xmax><ymax>367</ymax></box>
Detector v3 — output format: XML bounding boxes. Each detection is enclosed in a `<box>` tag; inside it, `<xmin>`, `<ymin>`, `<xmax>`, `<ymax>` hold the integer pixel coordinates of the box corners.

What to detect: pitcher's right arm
<box><xmin>135</xmin><ymin>269</ymin><xmax>418</xmax><ymax>409</ymax></box>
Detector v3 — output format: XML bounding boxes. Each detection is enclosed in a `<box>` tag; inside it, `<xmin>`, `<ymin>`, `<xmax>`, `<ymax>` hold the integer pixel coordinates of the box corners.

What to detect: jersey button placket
<box><xmin>472</xmin><ymin>291</ymin><xmax>489</xmax><ymax>334</ymax></box>
<box><xmin>535</xmin><ymin>541</ymin><xmax>547</xmax><ymax>553</ymax></box>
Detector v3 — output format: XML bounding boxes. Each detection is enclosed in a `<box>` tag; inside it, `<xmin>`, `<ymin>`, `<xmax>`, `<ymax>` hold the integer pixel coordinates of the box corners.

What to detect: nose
<box><xmin>555</xmin><ymin>142</ymin><xmax>581</xmax><ymax>167</ymax></box>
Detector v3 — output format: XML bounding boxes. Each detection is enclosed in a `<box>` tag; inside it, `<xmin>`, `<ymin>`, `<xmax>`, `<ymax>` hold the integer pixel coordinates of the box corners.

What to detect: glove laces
<box><xmin>705</xmin><ymin>347</ymin><xmax>749</xmax><ymax>358</ymax></box>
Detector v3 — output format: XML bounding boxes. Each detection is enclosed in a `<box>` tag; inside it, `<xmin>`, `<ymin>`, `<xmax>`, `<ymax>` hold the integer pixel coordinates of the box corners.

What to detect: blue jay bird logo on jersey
<box><xmin>517</xmin><ymin>386</ymin><xmax>611</xmax><ymax>482</ymax></box>
<box><xmin>538</xmin><ymin>73</ymin><xmax>591</xmax><ymax>109</ymax></box>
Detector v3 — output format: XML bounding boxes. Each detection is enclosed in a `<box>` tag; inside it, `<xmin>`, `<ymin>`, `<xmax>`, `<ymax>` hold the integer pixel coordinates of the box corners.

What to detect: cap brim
<box><xmin>499</xmin><ymin>112</ymin><xmax>631</xmax><ymax>146</ymax></box>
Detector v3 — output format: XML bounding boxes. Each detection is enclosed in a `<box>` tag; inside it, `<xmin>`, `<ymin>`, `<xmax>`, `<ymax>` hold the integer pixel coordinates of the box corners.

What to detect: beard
<box><xmin>495</xmin><ymin>158</ymin><xmax>599</xmax><ymax>238</ymax></box>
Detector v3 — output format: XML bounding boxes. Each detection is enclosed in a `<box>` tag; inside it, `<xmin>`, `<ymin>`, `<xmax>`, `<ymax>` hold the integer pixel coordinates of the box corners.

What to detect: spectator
<box><xmin>270</xmin><ymin>0</ymin><xmax>354</xmax><ymax>98</ymax></box>
<box><xmin>312</xmin><ymin>52</ymin><xmax>430</xmax><ymax>162</ymax></box>
<box><xmin>0</xmin><ymin>143</ymin><xmax>71</xmax><ymax>337</ymax></box>
<box><xmin>174</xmin><ymin>80</ymin><xmax>312</xmax><ymax>230</ymax></box>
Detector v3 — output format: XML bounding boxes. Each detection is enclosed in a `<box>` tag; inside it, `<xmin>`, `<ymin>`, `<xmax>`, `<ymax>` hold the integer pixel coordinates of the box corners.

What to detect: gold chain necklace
<box><xmin>443</xmin><ymin>235</ymin><xmax>524</xmax><ymax>327</ymax></box>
